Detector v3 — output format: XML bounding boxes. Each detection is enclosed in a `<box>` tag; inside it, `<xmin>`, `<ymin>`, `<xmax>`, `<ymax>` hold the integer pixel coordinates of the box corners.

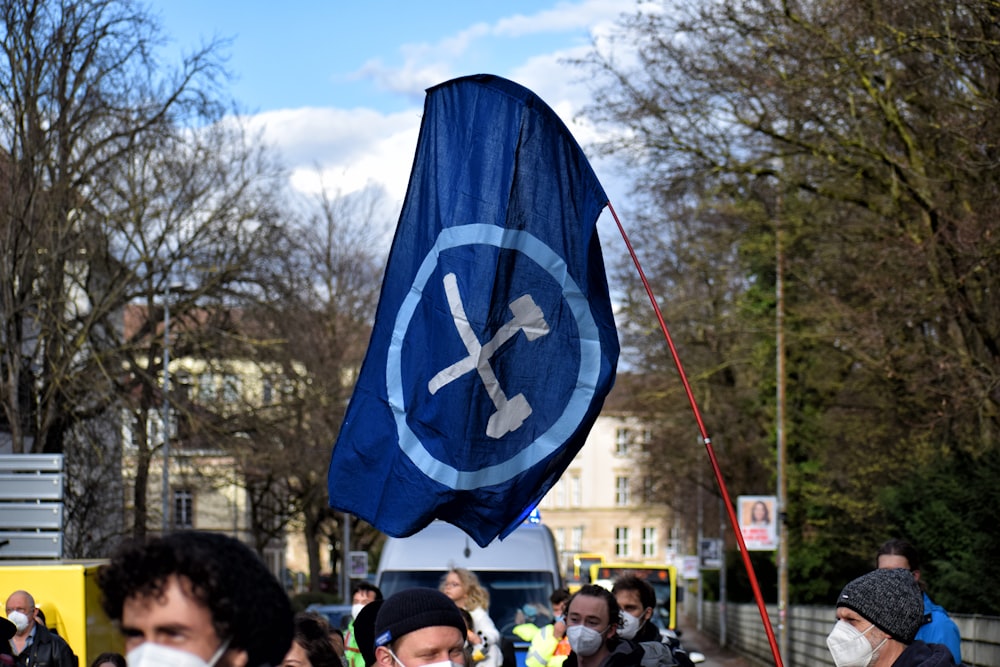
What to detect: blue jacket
<box><xmin>917</xmin><ymin>593</ymin><xmax>961</xmax><ymax>665</ymax></box>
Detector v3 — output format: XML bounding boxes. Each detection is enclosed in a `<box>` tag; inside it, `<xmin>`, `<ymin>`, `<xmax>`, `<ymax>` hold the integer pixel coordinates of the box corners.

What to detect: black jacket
<box><xmin>563</xmin><ymin>639</ymin><xmax>647</xmax><ymax>667</ymax></box>
<box><xmin>893</xmin><ymin>640</ymin><xmax>956</xmax><ymax>667</ymax></box>
<box><xmin>13</xmin><ymin>625</ymin><xmax>77</xmax><ymax>667</ymax></box>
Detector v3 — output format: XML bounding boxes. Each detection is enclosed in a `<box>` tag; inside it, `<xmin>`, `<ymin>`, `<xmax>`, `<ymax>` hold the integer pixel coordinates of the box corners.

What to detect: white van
<box><xmin>376</xmin><ymin>518</ymin><xmax>563</xmax><ymax>665</ymax></box>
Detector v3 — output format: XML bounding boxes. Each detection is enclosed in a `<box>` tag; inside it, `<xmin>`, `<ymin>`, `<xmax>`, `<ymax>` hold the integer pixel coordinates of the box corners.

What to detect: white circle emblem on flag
<box><xmin>386</xmin><ymin>224</ymin><xmax>602</xmax><ymax>490</ymax></box>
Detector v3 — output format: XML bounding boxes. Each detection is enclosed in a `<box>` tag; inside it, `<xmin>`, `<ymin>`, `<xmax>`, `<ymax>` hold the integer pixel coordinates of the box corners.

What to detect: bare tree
<box><xmin>94</xmin><ymin>116</ymin><xmax>288</xmax><ymax>541</ymax></box>
<box><xmin>0</xmin><ymin>0</ymin><xmax>229</xmax><ymax>455</ymax></box>
<box><xmin>253</xmin><ymin>182</ymin><xmax>390</xmax><ymax>590</ymax></box>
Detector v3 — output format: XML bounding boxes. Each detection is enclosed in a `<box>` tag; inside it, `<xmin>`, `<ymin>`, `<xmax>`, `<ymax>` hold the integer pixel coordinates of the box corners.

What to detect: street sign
<box><xmin>699</xmin><ymin>538</ymin><xmax>723</xmax><ymax>570</ymax></box>
<box><xmin>348</xmin><ymin>550</ymin><xmax>368</xmax><ymax>578</ymax></box>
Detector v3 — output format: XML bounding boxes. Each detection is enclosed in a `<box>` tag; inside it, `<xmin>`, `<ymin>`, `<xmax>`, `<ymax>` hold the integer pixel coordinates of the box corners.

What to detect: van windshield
<box><xmin>379</xmin><ymin>570</ymin><xmax>557</xmax><ymax>639</ymax></box>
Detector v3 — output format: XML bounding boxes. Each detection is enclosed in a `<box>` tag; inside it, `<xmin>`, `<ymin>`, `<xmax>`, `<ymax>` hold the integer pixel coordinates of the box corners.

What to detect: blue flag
<box><xmin>327</xmin><ymin>74</ymin><xmax>619</xmax><ymax>546</ymax></box>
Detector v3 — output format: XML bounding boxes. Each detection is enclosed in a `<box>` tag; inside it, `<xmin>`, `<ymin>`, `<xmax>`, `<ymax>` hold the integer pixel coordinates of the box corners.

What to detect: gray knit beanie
<box><xmin>374</xmin><ymin>588</ymin><xmax>466</xmax><ymax>648</ymax></box>
<box><xmin>836</xmin><ymin>568</ymin><xmax>924</xmax><ymax>643</ymax></box>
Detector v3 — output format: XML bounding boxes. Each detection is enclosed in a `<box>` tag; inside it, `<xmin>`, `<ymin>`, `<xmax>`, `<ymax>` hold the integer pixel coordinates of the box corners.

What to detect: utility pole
<box><xmin>776</xmin><ymin>209</ymin><xmax>789</xmax><ymax>664</ymax></box>
<box><xmin>161</xmin><ymin>282</ymin><xmax>172</xmax><ymax>534</ymax></box>
<box><xmin>341</xmin><ymin>512</ymin><xmax>352</xmax><ymax>601</ymax></box>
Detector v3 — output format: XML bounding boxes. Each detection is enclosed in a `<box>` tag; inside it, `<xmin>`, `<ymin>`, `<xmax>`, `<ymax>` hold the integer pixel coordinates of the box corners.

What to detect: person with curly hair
<box><xmin>97</xmin><ymin>530</ymin><xmax>294</xmax><ymax>667</ymax></box>
<box><xmin>282</xmin><ymin>613</ymin><xmax>342</xmax><ymax>667</ymax></box>
<box><xmin>440</xmin><ymin>569</ymin><xmax>499</xmax><ymax>667</ymax></box>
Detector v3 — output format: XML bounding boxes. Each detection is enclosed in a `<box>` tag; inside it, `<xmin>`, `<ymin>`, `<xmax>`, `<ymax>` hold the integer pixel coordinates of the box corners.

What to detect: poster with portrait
<box><xmin>737</xmin><ymin>495</ymin><xmax>778</xmax><ymax>551</ymax></box>
<box><xmin>349</xmin><ymin>550</ymin><xmax>369</xmax><ymax>578</ymax></box>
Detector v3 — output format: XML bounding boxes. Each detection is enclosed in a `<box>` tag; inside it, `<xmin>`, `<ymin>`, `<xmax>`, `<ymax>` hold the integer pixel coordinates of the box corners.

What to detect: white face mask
<box><xmin>617</xmin><ymin>610</ymin><xmax>646</xmax><ymax>641</ymax></box>
<box><xmin>352</xmin><ymin>603</ymin><xmax>365</xmax><ymax>620</ymax></box>
<box><xmin>126</xmin><ymin>638</ymin><xmax>230</xmax><ymax>667</ymax></box>
<box><xmin>388</xmin><ymin>648</ymin><xmax>460</xmax><ymax>667</ymax></box>
<box><xmin>6</xmin><ymin>611</ymin><xmax>30</xmax><ymax>633</ymax></box>
<box><xmin>826</xmin><ymin>620</ymin><xmax>887</xmax><ymax>667</ymax></box>
<box><xmin>566</xmin><ymin>624</ymin><xmax>608</xmax><ymax>657</ymax></box>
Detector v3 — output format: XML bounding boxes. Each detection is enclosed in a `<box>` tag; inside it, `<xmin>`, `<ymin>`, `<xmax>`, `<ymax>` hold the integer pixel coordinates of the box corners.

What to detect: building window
<box><xmin>615</xmin><ymin>428</ymin><xmax>630</xmax><ymax>455</ymax></box>
<box><xmin>556</xmin><ymin>478</ymin><xmax>567</xmax><ymax>507</ymax></box>
<box><xmin>571</xmin><ymin>526</ymin><xmax>584</xmax><ymax>552</ymax></box>
<box><xmin>615</xmin><ymin>526</ymin><xmax>630</xmax><ymax>557</ymax></box>
<box><xmin>571</xmin><ymin>474</ymin><xmax>582</xmax><ymax>507</ymax></box>
<box><xmin>642</xmin><ymin>526</ymin><xmax>657</xmax><ymax>557</ymax></box>
<box><xmin>615</xmin><ymin>476</ymin><xmax>630</xmax><ymax>506</ymax></box>
<box><xmin>222</xmin><ymin>374</ymin><xmax>241</xmax><ymax>403</ymax></box>
<box><xmin>198</xmin><ymin>373</ymin><xmax>216</xmax><ymax>401</ymax></box>
<box><xmin>555</xmin><ymin>527</ymin><xmax>565</xmax><ymax>552</ymax></box>
<box><xmin>174</xmin><ymin>489</ymin><xmax>194</xmax><ymax>529</ymax></box>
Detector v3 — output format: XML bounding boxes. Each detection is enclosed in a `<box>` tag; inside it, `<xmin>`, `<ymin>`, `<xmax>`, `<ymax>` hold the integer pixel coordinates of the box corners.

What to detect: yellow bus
<box><xmin>566</xmin><ymin>552</ymin><xmax>605</xmax><ymax>591</ymax></box>
<box><xmin>590</xmin><ymin>563</ymin><xmax>678</xmax><ymax>630</ymax></box>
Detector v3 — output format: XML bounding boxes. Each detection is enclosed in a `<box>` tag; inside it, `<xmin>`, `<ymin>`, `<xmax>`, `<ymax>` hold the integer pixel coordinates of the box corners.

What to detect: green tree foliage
<box><xmin>882</xmin><ymin>448</ymin><xmax>1000</xmax><ymax>615</ymax></box>
<box><xmin>581</xmin><ymin>0</ymin><xmax>1000</xmax><ymax>608</ymax></box>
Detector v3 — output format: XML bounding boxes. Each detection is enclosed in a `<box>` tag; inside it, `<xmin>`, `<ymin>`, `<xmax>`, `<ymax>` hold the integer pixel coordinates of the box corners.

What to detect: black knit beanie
<box><xmin>355</xmin><ymin>599</ymin><xmax>384</xmax><ymax>666</ymax></box>
<box><xmin>836</xmin><ymin>568</ymin><xmax>924</xmax><ymax>643</ymax></box>
<box><xmin>374</xmin><ymin>588</ymin><xmax>467</xmax><ymax>647</ymax></box>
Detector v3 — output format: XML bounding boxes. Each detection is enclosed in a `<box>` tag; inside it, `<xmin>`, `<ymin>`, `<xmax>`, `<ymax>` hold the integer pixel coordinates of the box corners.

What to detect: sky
<box><xmin>150</xmin><ymin>0</ymin><xmax>635</xmax><ymax>223</ymax></box>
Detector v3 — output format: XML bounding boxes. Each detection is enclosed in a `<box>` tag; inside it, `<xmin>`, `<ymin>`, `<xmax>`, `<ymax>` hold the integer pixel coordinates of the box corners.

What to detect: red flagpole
<box><xmin>607</xmin><ymin>201</ymin><xmax>784</xmax><ymax>667</ymax></box>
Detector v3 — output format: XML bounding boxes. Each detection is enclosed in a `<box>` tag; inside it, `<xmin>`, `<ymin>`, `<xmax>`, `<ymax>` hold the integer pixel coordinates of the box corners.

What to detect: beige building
<box><xmin>120</xmin><ymin>304</ymin><xmax>298</xmax><ymax>580</ymax></box>
<box><xmin>539</xmin><ymin>411</ymin><xmax>676</xmax><ymax>575</ymax></box>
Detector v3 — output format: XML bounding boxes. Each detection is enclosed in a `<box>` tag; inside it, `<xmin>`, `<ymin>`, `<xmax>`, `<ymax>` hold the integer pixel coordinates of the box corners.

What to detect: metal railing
<box><xmin>701</xmin><ymin>601</ymin><xmax>1000</xmax><ymax>667</ymax></box>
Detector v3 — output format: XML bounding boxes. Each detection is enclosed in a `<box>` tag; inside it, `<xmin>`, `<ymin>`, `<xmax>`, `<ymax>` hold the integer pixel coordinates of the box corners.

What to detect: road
<box><xmin>675</xmin><ymin>620</ymin><xmax>754</xmax><ymax>667</ymax></box>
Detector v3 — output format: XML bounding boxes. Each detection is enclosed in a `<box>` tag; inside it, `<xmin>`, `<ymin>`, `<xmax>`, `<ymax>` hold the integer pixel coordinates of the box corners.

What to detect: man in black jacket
<box><xmin>828</xmin><ymin>569</ymin><xmax>955</xmax><ymax>667</ymax></box>
<box><xmin>610</xmin><ymin>576</ymin><xmax>693</xmax><ymax>667</ymax></box>
<box><xmin>4</xmin><ymin>590</ymin><xmax>78</xmax><ymax>667</ymax></box>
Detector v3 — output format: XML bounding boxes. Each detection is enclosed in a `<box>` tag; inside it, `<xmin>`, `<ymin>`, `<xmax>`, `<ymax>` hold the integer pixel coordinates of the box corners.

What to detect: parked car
<box><xmin>306</xmin><ymin>603</ymin><xmax>353</xmax><ymax>631</ymax></box>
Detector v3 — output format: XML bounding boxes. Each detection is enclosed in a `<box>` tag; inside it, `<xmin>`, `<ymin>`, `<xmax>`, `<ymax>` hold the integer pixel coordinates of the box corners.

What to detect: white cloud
<box><xmin>493</xmin><ymin>0</ymin><xmax>624</xmax><ymax>35</ymax></box>
<box><xmin>244</xmin><ymin>0</ymin><xmax>632</xmax><ymax>213</ymax></box>
<box><xmin>245</xmin><ymin>106</ymin><xmax>422</xmax><ymax>201</ymax></box>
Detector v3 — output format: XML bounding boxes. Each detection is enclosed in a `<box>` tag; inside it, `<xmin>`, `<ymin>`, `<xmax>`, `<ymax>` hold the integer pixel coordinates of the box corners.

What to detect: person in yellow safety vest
<box><xmin>513</xmin><ymin>604</ymin><xmax>543</xmax><ymax>642</ymax></box>
<box><xmin>344</xmin><ymin>581</ymin><xmax>383</xmax><ymax>667</ymax></box>
<box><xmin>525</xmin><ymin>589</ymin><xmax>571</xmax><ymax>667</ymax></box>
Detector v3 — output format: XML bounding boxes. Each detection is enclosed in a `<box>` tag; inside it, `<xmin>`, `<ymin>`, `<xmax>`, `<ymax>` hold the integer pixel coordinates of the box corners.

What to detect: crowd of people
<box><xmin>2</xmin><ymin>532</ymin><xmax>964</xmax><ymax>667</ymax></box>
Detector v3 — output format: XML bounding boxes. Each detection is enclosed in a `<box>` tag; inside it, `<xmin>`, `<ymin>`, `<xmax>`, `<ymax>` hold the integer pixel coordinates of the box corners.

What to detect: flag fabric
<box><xmin>327</xmin><ymin>74</ymin><xmax>619</xmax><ymax>546</ymax></box>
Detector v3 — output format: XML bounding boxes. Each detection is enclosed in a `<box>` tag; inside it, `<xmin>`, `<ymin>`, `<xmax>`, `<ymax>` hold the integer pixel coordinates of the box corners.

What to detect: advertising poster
<box><xmin>737</xmin><ymin>495</ymin><xmax>778</xmax><ymax>551</ymax></box>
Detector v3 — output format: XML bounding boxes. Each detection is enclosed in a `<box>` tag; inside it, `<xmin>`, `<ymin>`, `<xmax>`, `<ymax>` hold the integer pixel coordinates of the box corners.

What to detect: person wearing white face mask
<box><xmin>345</xmin><ymin>583</ymin><xmax>384</xmax><ymax>667</ymax></box>
<box><xmin>611</xmin><ymin>576</ymin><xmax>690</xmax><ymax>667</ymax></box>
<box><xmin>373</xmin><ymin>588</ymin><xmax>468</xmax><ymax>667</ymax></box>
<box><xmin>828</xmin><ymin>568</ymin><xmax>955</xmax><ymax>667</ymax></box>
<box><xmin>4</xmin><ymin>590</ymin><xmax>78</xmax><ymax>667</ymax></box>
<box><xmin>97</xmin><ymin>531</ymin><xmax>295</xmax><ymax>667</ymax></box>
<box><xmin>561</xmin><ymin>585</ymin><xmax>644</xmax><ymax>667</ymax></box>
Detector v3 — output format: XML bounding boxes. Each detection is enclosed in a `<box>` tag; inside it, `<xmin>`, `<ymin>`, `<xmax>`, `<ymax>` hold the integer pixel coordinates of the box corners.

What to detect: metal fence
<box><xmin>701</xmin><ymin>601</ymin><xmax>1000</xmax><ymax>667</ymax></box>
<box><xmin>0</xmin><ymin>454</ymin><xmax>64</xmax><ymax>558</ymax></box>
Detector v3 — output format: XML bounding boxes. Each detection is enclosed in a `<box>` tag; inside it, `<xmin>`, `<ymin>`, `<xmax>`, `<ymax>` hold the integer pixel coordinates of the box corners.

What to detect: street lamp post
<box><xmin>161</xmin><ymin>283</ymin><xmax>172</xmax><ymax>534</ymax></box>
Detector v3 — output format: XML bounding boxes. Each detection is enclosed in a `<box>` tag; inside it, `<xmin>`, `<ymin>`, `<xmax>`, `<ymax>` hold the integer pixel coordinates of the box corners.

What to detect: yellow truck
<box><xmin>0</xmin><ymin>561</ymin><xmax>123</xmax><ymax>666</ymax></box>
